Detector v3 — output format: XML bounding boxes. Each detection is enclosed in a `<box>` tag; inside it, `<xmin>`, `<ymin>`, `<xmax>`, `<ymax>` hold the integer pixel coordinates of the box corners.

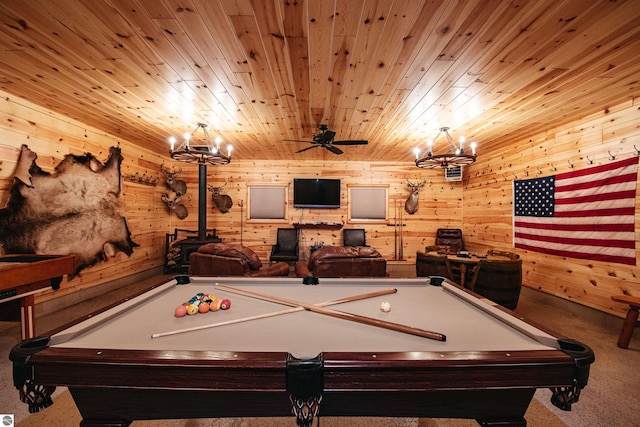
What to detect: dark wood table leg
<box><xmin>617</xmin><ymin>304</ymin><xmax>639</xmax><ymax>349</ymax></box>
<box><xmin>459</xmin><ymin>264</ymin><xmax>467</xmax><ymax>287</ymax></box>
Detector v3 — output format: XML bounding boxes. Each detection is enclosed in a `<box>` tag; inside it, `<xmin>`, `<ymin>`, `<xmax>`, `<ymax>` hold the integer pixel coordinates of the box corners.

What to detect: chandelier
<box><xmin>169</xmin><ymin>123</ymin><xmax>232</xmax><ymax>166</ymax></box>
<box><xmin>414</xmin><ymin>127</ymin><xmax>477</xmax><ymax>169</ymax></box>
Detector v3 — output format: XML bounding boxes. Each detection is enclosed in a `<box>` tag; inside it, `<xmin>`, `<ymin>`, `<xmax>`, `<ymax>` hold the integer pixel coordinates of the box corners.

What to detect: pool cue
<box><xmin>216</xmin><ymin>284</ymin><xmax>446</xmax><ymax>342</ymax></box>
<box><xmin>151</xmin><ymin>288</ymin><xmax>397</xmax><ymax>338</ymax></box>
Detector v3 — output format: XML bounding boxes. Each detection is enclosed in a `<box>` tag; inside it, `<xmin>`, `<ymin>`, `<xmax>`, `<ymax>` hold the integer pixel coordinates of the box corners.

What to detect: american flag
<box><xmin>513</xmin><ymin>157</ymin><xmax>638</xmax><ymax>265</ymax></box>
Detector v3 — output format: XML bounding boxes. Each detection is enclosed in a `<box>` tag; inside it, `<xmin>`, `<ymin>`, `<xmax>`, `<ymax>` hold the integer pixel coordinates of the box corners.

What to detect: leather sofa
<box><xmin>190</xmin><ymin>243</ymin><xmax>290</xmax><ymax>277</ymax></box>
<box><xmin>295</xmin><ymin>246</ymin><xmax>387</xmax><ymax>278</ymax></box>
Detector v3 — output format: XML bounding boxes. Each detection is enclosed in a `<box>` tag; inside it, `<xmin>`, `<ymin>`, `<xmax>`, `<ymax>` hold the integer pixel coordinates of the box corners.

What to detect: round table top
<box><xmin>426</xmin><ymin>252</ymin><xmax>512</xmax><ymax>264</ymax></box>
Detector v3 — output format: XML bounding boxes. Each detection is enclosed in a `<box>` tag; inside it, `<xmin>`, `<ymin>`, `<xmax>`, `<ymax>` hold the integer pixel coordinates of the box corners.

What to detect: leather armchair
<box><xmin>343</xmin><ymin>228</ymin><xmax>367</xmax><ymax>247</ymax></box>
<box><xmin>295</xmin><ymin>246</ymin><xmax>386</xmax><ymax>278</ymax></box>
<box><xmin>468</xmin><ymin>258</ymin><xmax>523</xmax><ymax>310</ymax></box>
<box><xmin>190</xmin><ymin>243</ymin><xmax>289</xmax><ymax>277</ymax></box>
<box><xmin>270</xmin><ymin>228</ymin><xmax>299</xmax><ymax>264</ymax></box>
<box><xmin>435</xmin><ymin>228</ymin><xmax>464</xmax><ymax>254</ymax></box>
<box><xmin>415</xmin><ymin>251</ymin><xmax>455</xmax><ymax>282</ymax></box>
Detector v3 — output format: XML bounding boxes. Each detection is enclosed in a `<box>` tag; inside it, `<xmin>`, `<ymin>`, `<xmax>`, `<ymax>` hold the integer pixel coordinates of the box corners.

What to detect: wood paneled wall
<box><xmin>0</xmin><ymin>93</ymin><xmax>174</xmax><ymax>302</ymax></box>
<box><xmin>1</xmin><ymin>90</ymin><xmax>638</xmax><ymax>318</ymax></box>
<box><xmin>175</xmin><ymin>160</ymin><xmax>463</xmax><ymax>262</ymax></box>
<box><xmin>463</xmin><ymin>100</ymin><xmax>640</xmax><ymax>316</ymax></box>
<box><xmin>0</xmin><ymin>90</ymin><xmax>463</xmax><ymax>305</ymax></box>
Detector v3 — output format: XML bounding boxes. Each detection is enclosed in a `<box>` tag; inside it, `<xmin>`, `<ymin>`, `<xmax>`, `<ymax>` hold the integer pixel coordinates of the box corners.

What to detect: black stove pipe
<box><xmin>198</xmin><ymin>163</ymin><xmax>207</xmax><ymax>240</ymax></box>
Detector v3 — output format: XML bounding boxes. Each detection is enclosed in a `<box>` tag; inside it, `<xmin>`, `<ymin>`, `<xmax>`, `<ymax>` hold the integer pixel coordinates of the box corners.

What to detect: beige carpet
<box><xmin>17</xmin><ymin>389</ymin><xmax>567</xmax><ymax>427</ymax></box>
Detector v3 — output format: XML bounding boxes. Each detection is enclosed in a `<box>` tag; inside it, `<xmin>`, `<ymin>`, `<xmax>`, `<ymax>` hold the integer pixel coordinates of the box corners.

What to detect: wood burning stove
<box><xmin>164</xmin><ymin>163</ymin><xmax>223</xmax><ymax>274</ymax></box>
<box><xmin>164</xmin><ymin>228</ymin><xmax>222</xmax><ymax>274</ymax></box>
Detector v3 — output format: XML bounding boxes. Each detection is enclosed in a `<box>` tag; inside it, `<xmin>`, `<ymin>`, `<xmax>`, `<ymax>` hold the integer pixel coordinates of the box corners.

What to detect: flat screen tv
<box><xmin>293</xmin><ymin>178</ymin><xmax>341</xmax><ymax>209</ymax></box>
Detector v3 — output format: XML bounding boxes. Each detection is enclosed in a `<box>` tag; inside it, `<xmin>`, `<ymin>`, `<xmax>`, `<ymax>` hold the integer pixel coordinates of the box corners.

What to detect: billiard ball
<box><xmin>209</xmin><ymin>297</ymin><xmax>221</xmax><ymax>311</ymax></box>
<box><xmin>198</xmin><ymin>302</ymin><xmax>210</xmax><ymax>313</ymax></box>
<box><xmin>186</xmin><ymin>304</ymin><xmax>199</xmax><ymax>315</ymax></box>
<box><xmin>380</xmin><ymin>301</ymin><xmax>391</xmax><ymax>312</ymax></box>
<box><xmin>220</xmin><ymin>299</ymin><xmax>231</xmax><ymax>310</ymax></box>
<box><xmin>174</xmin><ymin>305</ymin><xmax>187</xmax><ymax>317</ymax></box>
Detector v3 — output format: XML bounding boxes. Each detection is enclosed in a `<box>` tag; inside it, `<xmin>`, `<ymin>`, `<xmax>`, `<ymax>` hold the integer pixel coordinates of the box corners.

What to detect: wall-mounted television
<box><xmin>293</xmin><ymin>178</ymin><xmax>341</xmax><ymax>209</ymax></box>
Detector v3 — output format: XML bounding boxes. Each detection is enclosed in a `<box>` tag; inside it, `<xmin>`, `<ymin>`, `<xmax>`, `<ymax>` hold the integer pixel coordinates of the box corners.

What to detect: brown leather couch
<box><xmin>295</xmin><ymin>246</ymin><xmax>387</xmax><ymax>278</ymax></box>
<box><xmin>190</xmin><ymin>243</ymin><xmax>290</xmax><ymax>277</ymax></box>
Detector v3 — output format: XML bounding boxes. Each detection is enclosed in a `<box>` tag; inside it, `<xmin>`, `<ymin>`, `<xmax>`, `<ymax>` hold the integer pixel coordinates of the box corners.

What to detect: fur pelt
<box><xmin>0</xmin><ymin>145</ymin><xmax>138</xmax><ymax>276</ymax></box>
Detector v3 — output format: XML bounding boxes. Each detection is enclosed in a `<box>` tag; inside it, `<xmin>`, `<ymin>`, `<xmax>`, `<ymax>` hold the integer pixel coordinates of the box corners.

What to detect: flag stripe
<box><xmin>554</xmin><ymin>207</ymin><xmax>636</xmax><ymax>218</ymax></box>
<box><xmin>514</xmin><ymin>236</ymin><xmax>635</xmax><ymax>258</ymax></box>
<box><xmin>556</xmin><ymin>156</ymin><xmax>639</xmax><ymax>180</ymax></box>
<box><xmin>514</xmin><ymin>157</ymin><xmax>638</xmax><ymax>265</ymax></box>
<box><xmin>556</xmin><ymin>172</ymin><xmax>638</xmax><ymax>193</ymax></box>
<box><xmin>514</xmin><ymin>231</ymin><xmax>636</xmax><ymax>249</ymax></box>
<box><xmin>516</xmin><ymin>216</ymin><xmax>634</xmax><ymax>225</ymax></box>
<box><xmin>554</xmin><ymin>189</ymin><xmax>636</xmax><ymax>205</ymax></box>
<box><xmin>513</xmin><ymin>243</ymin><xmax>636</xmax><ymax>265</ymax></box>
<box><xmin>514</xmin><ymin>220</ymin><xmax>634</xmax><ymax>232</ymax></box>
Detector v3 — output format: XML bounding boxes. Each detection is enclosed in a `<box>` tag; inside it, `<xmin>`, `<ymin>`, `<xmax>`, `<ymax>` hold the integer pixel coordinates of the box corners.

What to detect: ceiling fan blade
<box><xmin>319</xmin><ymin>130</ymin><xmax>336</xmax><ymax>143</ymax></box>
<box><xmin>295</xmin><ymin>145</ymin><xmax>320</xmax><ymax>153</ymax></box>
<box><xmin>332</xmin><ymin>140</ymin><xmax>368</xmax><ymax>145</ymax></box>
<box><xmin>288</xmin><ymin>127</ymin><xmax>363</xmax><ymax>154</ymax></box>
<box><xmin>326</xmin><ymin>145</ymin><xmax>343</xmax><ymax>155</ymax></box>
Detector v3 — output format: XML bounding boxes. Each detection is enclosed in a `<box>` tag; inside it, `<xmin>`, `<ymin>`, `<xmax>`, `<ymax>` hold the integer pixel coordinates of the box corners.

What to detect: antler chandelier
<box><xmin>169</xmin><ymin>123</ymin><xmax>232</xmax><ymax>166</ymax></box>
<box><xmin>413</xmin><ymin>127</ymin><xmax>477</xmax><ymax>169</ymax></box>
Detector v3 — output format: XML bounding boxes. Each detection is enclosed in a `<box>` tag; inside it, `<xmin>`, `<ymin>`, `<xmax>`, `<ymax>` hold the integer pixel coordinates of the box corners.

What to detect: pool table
<box><xmin>0</xmin><ymin>254</ymin><xmax>75</xmax><ymax>340</ymax></box>
<box><xmin>10</xmin><ymin>275</ymin><xmax>594</xmax><ymax>427</ymax></box>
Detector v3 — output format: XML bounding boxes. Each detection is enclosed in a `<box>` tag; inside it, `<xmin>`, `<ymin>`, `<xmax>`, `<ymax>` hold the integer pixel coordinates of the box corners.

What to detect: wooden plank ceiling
<box><xmin>0</xmin><ymin>0</ymin><xmax>638</xmax><ymax>162</ymax></box>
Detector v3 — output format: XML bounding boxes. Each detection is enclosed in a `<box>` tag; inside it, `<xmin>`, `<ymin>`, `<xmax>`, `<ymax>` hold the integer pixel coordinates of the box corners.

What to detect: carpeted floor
<box><xmin>16</xmin><ymin>388</ymin><xmax>567</xmax><ymax>427</ymax></box>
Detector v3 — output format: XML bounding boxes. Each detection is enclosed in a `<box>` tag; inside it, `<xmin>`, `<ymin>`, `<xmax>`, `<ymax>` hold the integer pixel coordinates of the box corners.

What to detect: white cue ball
<box><xmin>380</xmin><ymin>301</ymin><xmax>391</xmax><ymax>312</ymax></box>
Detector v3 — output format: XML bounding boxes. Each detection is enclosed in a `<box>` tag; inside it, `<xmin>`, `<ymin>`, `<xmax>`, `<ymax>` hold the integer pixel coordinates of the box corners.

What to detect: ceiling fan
<box><xmin>285</xmin><ymin>124</ymin><xmax>368</xmax><ymax>155</ymax></box>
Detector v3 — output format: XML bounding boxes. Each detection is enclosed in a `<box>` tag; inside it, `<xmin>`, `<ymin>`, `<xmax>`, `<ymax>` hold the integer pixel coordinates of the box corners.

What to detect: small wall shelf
<box><xmin>293</xmin><ymin>223</ymin><xmax>343</xmax><ymax>230</ymax></box>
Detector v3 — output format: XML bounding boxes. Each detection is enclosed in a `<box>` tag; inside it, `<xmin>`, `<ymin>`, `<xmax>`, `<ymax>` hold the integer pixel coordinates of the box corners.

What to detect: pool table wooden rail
<box><xmin>15</xmin><ymin>346</ymin><xmax>583</xmax><ymax>427</ymax></box>
<box><xmin>0</xmin><ymin>254</ymin><xmax>75</xmax><ymax>339</ymax></box>
<box><xmin>18</xmin><ymin>345</ymin><xmax>579</xmax><ymax>391</ymax></box>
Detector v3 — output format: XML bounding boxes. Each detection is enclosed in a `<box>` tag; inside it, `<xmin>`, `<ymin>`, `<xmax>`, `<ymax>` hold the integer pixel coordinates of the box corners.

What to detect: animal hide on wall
<box><xmin>0</xmin><ymin>145</ymin><xmax>138</xmax><ymax>276</ymax></box>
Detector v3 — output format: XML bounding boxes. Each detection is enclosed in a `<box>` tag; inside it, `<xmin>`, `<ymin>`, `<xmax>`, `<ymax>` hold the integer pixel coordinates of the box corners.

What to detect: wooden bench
<box><xmin>611</xmin><ymin>295</ymin><xmax>640</xmax><ymax>349</ymax></box>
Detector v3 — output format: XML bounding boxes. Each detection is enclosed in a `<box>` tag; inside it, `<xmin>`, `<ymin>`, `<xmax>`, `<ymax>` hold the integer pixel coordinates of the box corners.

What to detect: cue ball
<box><xmin>380</xmin><ymin>301</ymin><xmax>391</xmax><ymax>312</ymax></box>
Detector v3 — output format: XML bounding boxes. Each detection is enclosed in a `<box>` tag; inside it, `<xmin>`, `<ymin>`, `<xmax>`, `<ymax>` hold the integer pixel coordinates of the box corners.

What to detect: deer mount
<box><xmin>404</xmin><ymin>179</ymin><xmax>426</xmax><ymax>215</ymax></box>
<box><xmin>207</xmin><ymin>180</ymin><xmax>233</xmax><ymax>213</ymax></box>
<box><xmin>160</xmin><ymin>166</ymin><xmax>188</xmax><ymax>219</ymax></box>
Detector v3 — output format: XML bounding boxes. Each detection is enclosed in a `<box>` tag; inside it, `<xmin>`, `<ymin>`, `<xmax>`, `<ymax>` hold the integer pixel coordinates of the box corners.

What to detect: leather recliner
<box><xmin>295</xmin><ymin>246</ymin><xmax>386</xmax><ymax>278</ymax></box>
<box><xmin>190</xmin><ymin>243</ymin><xmax>290</xmax><ymax>277</ymax></box>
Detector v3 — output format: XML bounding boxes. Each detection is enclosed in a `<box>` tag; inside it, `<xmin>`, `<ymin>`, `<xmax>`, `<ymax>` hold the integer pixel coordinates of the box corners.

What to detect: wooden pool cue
<box><xmin>152</xmin><ymin>288</ymin><xmax>397</xmax><ymax>338</ymax></box>
<box><xmin>216</xmin><ymin>283</ymin><xmax>446</xmax><ymax>342</ymax></box>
